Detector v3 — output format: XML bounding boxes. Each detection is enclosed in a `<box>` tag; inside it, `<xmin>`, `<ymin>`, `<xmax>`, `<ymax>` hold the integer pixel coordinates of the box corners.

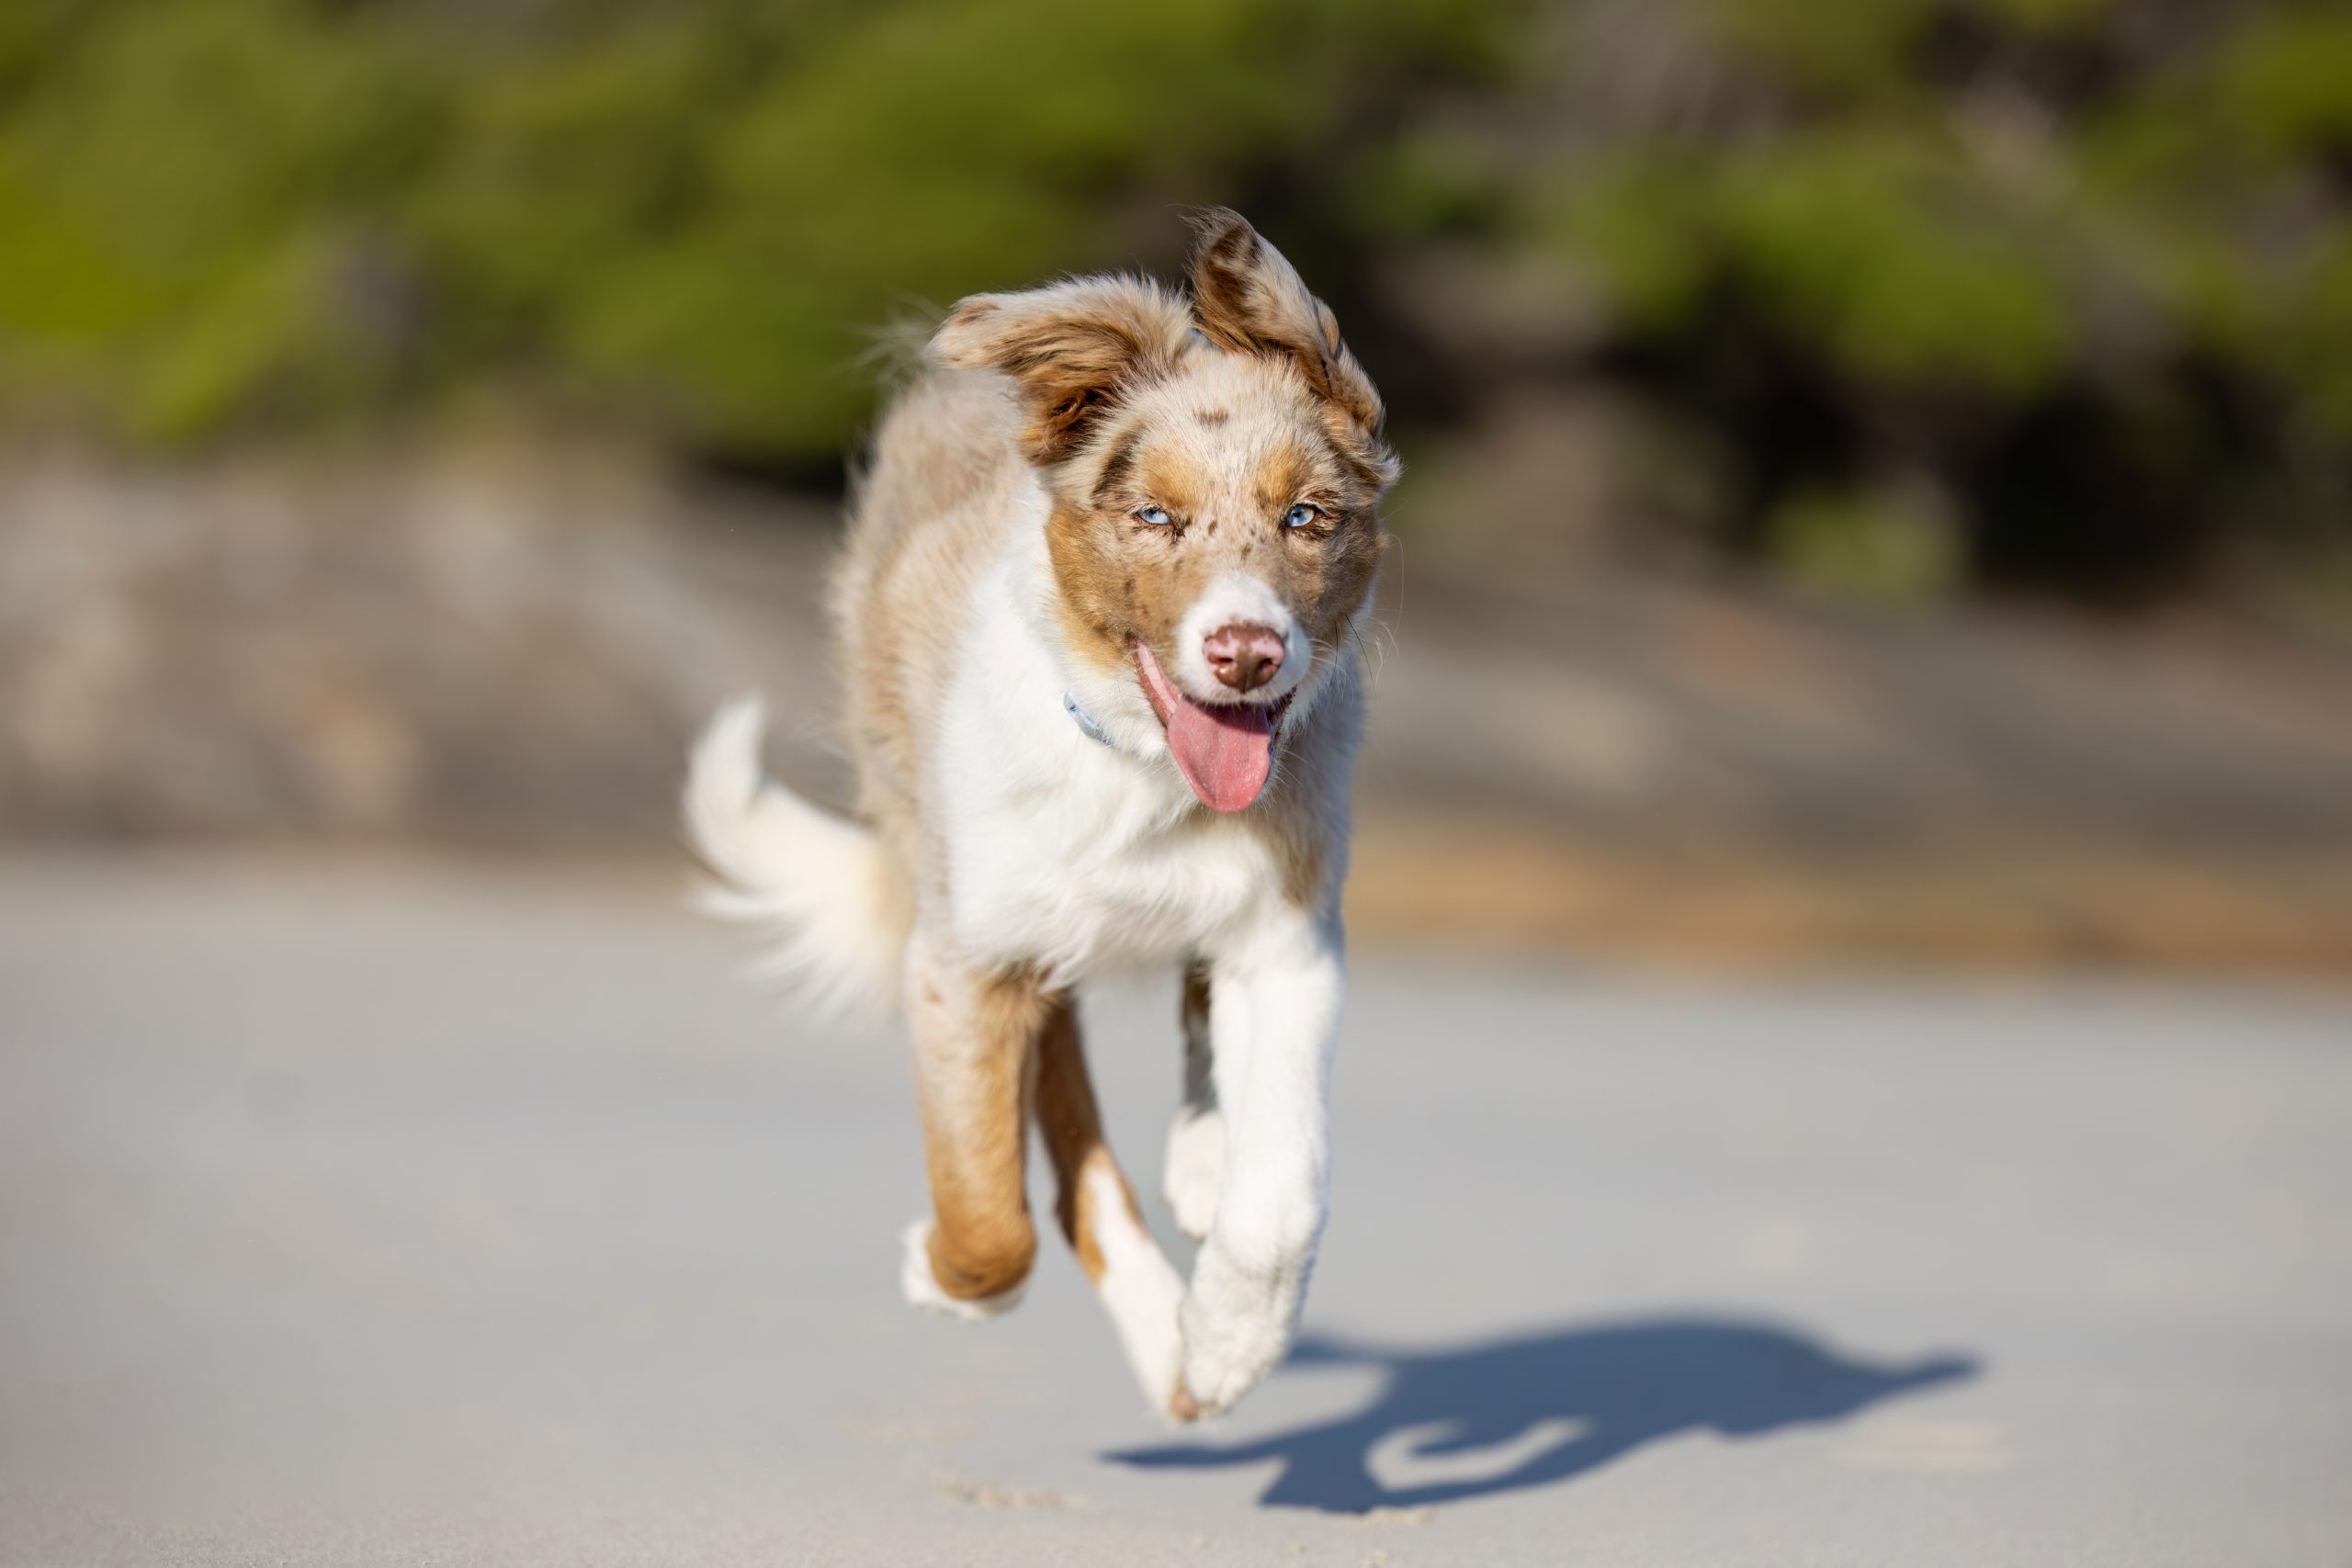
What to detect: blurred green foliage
<box><xmin>0</xmin><ymin>0</ymin><xmax>1501</xmax><ymax>458</ymax></box>
<box><xmin>1</xmin><ymin>0</ymin><xmax>2347</xmax><ymax>596</ymax></box>
<box><xmin>1546</xmin><ymin>0</ymin><xmax>2352</xmax><ymax>594</ymax></box>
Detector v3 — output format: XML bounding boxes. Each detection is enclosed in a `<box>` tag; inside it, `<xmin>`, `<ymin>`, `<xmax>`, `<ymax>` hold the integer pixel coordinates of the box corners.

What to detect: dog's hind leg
<box><xmin>899</xmin><ymin>932</ymin><xmax>1041</xmax><ymax>1320</ymax></box>
<box><xmin>1161</xmin><ymin>960</ymin><xmax>1225</xmax><ymax>1242</ymax></box>
<box><xmin>1035</xmin><ymin>998</ymin><xmax>1193</xmax><ymax>1420</ymax></box>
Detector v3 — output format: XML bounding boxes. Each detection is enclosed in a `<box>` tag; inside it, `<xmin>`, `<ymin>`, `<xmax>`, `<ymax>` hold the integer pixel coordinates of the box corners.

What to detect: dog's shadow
<box><xmin>1110</xmin><ymin>1315</ymin><xmax>1977</xmax><ymax>1512</ymax></box>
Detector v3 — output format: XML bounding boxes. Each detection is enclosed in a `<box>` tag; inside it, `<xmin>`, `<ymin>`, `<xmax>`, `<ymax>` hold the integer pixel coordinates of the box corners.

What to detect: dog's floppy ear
<box><xmin>933</xmin><ymin>276</ymin><xmax>1194</xmax><ymax>466</ymax></box>
<box><xmin>1188</xmin><ymin>209</ymin><xmax>1393</xmax><ymax>471</ymax></box>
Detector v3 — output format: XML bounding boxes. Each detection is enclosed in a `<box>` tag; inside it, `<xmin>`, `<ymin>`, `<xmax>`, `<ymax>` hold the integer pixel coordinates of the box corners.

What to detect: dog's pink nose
<box><xmin>1204</xmin><ymin>623</ymin><xmax>1285</xmax><ymax>692</ymax></box>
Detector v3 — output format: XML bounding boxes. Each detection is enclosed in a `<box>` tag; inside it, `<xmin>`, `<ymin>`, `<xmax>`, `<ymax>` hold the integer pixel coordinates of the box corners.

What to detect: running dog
<box><xmin>685</xmin><ymin>209</ymin><xmax>1396</xmax><ymax>1420</ymax></box>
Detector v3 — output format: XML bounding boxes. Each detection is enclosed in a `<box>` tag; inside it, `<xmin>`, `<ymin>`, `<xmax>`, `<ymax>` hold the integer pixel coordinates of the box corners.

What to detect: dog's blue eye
<box><xmin>1136</xmin><ymin>505</ymin><xmax>1172</xmax><ymax>527</ymax></box>
<box><xmin>1283</xmin><ymin>502</ymin><xmax>1321</xmax><ymax>530</ymax></box>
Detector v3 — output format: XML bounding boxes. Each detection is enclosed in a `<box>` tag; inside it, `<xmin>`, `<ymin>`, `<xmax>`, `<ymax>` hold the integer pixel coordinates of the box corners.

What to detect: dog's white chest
<box><xmin>942</xmin><ymin>731</ymin><xmax>1277</xmax><ymax>975</ymax></box>
<box><xmin>927</xmin><ymin>528</ymin><xmax>1292</xmax><ymax>976</ymax></box>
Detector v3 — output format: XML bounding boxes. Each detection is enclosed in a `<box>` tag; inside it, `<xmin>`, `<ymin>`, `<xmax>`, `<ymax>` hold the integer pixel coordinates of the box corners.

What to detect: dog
<box><xmin>684</xmin><ymin>209</ymin><xmax>1396</xmax><ymax>1421</ymax></box>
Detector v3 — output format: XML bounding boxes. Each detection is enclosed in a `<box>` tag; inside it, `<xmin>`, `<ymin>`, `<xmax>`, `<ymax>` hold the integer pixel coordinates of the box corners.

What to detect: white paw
<box><xmin>1161</xmin><ymin>1109</ymin><xmax>1224</xmax><ymax>1243</ymax></box>
<box><xmin>898</xmin><ymin>1219</ymin><xmax>1023</xmax><ymax>1322</ymax></box>
<box><xmin>1121</xmin><ymin>1285</ymin><xmax>1193</xmax><ymax>1426</ymax></box>
<box><xmin>1178</xmin><ymin>1261</ymin><xmax>1295</xmax><ymax>1416</ymax></box>
<box><xmin>1078</xmin><ymin>1168</ymin><xmax>1192</xmax><ymax>1420</ymax></box>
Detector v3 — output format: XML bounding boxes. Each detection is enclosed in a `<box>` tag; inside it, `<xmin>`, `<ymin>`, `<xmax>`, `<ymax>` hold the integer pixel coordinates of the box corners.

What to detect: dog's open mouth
<box><xmin>1134</xmin><ymin>642</ymin><xmax>1290</xmax><ymax>814</ymax></box>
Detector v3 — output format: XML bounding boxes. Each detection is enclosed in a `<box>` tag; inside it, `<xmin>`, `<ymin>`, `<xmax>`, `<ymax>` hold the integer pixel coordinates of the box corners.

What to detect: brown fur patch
<box><xmin>931</xmin><ymin>276</ymin><xmax>1195</xmax><ymax>466</ymax></box>
<box><xmin>1185</xmin><ymin>209</ymin><xmax>1396</xmax><ymax>487</ymax></box>
<box><xmin>1033</xmin><ymin>1002</ymin><xmax>1145</xmax><ymax>1285</ymax></box>
<box><xmin>904</xmin><ymin>947</ymin><xmax>1051</xmax><ymax>1301</ymax></box>
<box><xmin>1040</xmin><ymin>367</ymin><xmax>1388</xmax><ymax>692</ymax></box>
<box><xmin>1092</xmin><ymin>428</ymin><xmax>1143</xmax><ymax>506</ymax></box>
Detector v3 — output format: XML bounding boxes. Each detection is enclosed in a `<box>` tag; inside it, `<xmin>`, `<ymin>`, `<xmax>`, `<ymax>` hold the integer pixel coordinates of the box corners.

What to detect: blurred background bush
<box><xmin>4</xmin><ymin>0</ymin><xmax>2349</xmax><ymax>970</ymax></box>
<box><xmin>7</xmin><ymin>0</ymin><xmax>2351</xmax><ymax>596</ymax></box>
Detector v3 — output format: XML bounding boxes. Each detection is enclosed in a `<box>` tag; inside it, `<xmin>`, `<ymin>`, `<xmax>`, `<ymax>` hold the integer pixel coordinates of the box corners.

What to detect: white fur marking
<box><xmin>1084</xmin><ymin>1165</ymin><xmax>1187</xmax><ymax>1414</ymax></box>
<box><xmin>1173</xmin><ymin>571</ymin><xmax>1305</xmax><ymax>705</ymax></box>
<box><xmin>899</xmin><ymin>1219</ymin><xmax>1024</xmax><ymax>1322</ymax></box>
<box><xmin>1162</xmin><ymin>1107</ymin><xmax>1225</xmax><ymax>1243</ymax></box>
<box><xmin>684</xmin><ymin>696</ymin><xmax>906</xmax><ymax>1021</ymax></box>
<box><xmin>934</xmin><ymin>521</ymin><xmax>1286</xmax><ymax>979</ymax></box>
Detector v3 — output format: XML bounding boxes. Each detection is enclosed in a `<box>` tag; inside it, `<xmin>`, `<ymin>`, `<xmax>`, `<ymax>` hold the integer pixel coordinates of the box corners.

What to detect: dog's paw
<box><xmin>898</xmin><ymin>1219</ymin><xmax>1023</xmax><ymax>1322</ymax></box>
<box><xmin>1177</xmin><ymin>1270</ymin><xmax>1292</xmax><ymax>1416</ymax></box>
<box><xmin>1136</xmin><ymin>1310</ymin><xmax>1198</xmax><ymax>1427</ymax></box>
<box><xmin>1104</xmin><ymin>1258</ymin><xmax>1193</xmax><ymax>1425</ymax></box>
<box><xmin>1161</xmin><ymin>1108</ymin><xmax>1224</xmax><ymax>1243</ymax></box>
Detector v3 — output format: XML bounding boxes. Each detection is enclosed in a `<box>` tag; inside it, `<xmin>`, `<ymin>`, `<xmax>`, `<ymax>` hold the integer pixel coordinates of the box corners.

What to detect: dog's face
<box><xmin>935</xmin><ymin>211</ymin><xmax>1398</xmax><ymax>812</ymax></box>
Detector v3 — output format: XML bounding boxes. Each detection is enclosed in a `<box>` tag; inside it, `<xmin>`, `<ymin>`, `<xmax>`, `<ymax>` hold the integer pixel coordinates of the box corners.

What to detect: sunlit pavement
<box><xmin>4</xmin><ymin>857</ymin><xmax>2346</xmax><ymax>1566</ymax></box>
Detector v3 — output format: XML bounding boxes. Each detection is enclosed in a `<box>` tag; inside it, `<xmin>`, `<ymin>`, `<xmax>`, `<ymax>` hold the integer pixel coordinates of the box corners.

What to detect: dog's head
<box><xmin>933</xmin><ymin>209</ymin><xmax>1398</xmax><ymax>813</ymax></box>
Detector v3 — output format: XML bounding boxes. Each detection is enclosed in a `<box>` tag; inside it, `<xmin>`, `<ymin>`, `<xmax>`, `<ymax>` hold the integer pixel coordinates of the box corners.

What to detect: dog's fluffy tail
<box><xmin>683</xmin><ymin>696</ymin><xmax>910</xmax><ymax>1021</ymax></box>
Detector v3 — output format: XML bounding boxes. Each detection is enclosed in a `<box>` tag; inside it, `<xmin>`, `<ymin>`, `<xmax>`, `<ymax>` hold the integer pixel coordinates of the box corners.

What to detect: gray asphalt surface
<box><xmin>3</xmin><ymin>857</ymin><xmax>2347</xmax><ymax>1566</ymax></box>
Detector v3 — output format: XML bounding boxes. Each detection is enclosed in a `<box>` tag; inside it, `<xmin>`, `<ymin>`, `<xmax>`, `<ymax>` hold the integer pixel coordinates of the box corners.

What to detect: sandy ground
<box><xmin>3</xmin><ymin>856</ymin><xmax>2348</xmax><ymax>1566</ymax></box>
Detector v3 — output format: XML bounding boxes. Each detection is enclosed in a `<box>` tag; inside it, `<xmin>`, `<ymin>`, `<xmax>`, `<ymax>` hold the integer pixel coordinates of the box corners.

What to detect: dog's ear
<box><xmin>932</xmin><ymin>277</ymin><xmax>1194</xmax><ymax>466</ymax></box>
<box><xmin>1187</xmin><ymin>209</ymin><xmax>1393</xmax><ymax>473</ymax></box>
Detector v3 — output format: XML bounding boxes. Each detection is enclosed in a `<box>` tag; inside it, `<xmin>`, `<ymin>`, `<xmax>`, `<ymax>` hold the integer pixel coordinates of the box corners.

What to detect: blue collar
<box><xmin>1063</xmin><ymin>691</ymin><xmax>1117</xmax><ymax>750</ymax></box>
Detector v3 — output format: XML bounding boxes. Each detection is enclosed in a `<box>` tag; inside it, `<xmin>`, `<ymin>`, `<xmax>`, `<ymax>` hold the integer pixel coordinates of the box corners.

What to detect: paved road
<box><xmin>3</xmin><ymin>858</ymin><xmax>2347</xmax><ymax>1566</ymax></box>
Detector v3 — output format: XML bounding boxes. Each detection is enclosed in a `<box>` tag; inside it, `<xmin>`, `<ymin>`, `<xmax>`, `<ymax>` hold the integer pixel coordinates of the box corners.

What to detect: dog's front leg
<box><xmin>1162</xmin><ymin>960</ymin><xmax>1223</xmax><ymax>1242</ymax></box>
<box><xmin>1177</xmin><ymin>909</ymin><xmax>1341</xmax><ymax>1417</ymax></box>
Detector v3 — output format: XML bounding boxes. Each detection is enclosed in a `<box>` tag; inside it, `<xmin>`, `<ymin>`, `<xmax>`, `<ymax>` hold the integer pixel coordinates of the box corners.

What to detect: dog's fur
<box><xmin>685</xmin><ymin>210</ymin><xmax>1396</xmax><ymax>1420</ymax></box>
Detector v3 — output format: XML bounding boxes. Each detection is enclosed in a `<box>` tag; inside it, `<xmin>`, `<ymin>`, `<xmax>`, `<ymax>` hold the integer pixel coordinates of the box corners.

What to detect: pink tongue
<box><xmin>1135</xmin><ymin>643</ymin><xmax>1277</xmax><ymax>813</ymax></box>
